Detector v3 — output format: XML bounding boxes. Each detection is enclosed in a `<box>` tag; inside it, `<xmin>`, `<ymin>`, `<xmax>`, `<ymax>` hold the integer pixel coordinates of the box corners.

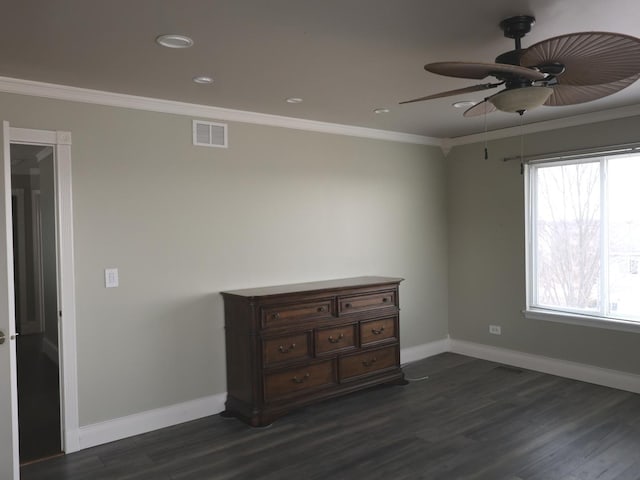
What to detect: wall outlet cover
<box><xmin>105</xmin><ymin>268</ymin><xmax>119</xmax><ymax>288</ymax></box>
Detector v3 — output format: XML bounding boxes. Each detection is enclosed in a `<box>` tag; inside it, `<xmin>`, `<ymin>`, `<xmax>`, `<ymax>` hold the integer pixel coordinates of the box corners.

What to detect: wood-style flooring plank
<box><xmin>21</xmin><ymin>353</ymin><xmax>640</xmax><ymax>480</ymax></box>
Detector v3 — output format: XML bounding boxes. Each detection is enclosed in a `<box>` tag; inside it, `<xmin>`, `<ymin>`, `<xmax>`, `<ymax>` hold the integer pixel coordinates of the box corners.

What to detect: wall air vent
<box><xmin>192</xmin><ymin>120</ymin><xmax>228</xmax><ymax>148</ymax></box>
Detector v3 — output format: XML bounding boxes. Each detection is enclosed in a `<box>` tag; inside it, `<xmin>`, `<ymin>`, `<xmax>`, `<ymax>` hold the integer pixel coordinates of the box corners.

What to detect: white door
<box><xmin>0</xmin><ymin>121</ymin><xmax>20</xmax><ymax>479</ymax></box>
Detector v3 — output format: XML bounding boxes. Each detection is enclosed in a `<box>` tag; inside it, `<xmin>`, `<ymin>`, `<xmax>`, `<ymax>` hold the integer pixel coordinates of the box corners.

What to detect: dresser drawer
<box><xmin>360</xmin><ymin>317</ymin><xmax>397</xmax><ymax>346</ymax></box>
<box><xmin>339</xmin><ymin>345</ymin><xmax>398</xmax><ymax>381</ymax></box>
<box><xmin>262</xmin><ymin>299</ymin><xmax>334</xmax><ymax>328</ymax></box>
<box><xmin>315</xmin><ymin>324</ymin><xmax>356</xmax><ymax>355</ymax></box>
<box><xmin>263</xmin><ymin>332</ymin><xmax>311</xmax><ymax>367</ymax></box>
<box><xmin>338</xmin><ymin>290</ymin><xmax>396</xmax><ymax>315</ymax></box>
<box><xmin>264</xmin><ymin>360</ymin><xmax>336</xmax><ymax>401</ymax></box>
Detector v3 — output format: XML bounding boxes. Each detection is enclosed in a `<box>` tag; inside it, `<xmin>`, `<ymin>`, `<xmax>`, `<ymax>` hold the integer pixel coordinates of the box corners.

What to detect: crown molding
<box><xmin>3</xmin><ymin>76</ymin><xmax>639</xmax><ymax>152</ymax></box>
<box><xmin>445</xmin><ymin>103</ymin><xmax>640</xmax><ymax>149</ymax></box>
<box><xmin>0</xmin><ymin>76</ymin><xmax>440</xmax><ymax>147</ymax></box>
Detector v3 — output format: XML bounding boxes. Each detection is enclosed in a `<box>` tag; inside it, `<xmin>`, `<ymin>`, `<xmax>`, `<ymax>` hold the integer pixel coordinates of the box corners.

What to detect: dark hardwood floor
<box><xmin>21</xmin><ymin>353</ymin><xmax>640</xmax><ymax>480</ymax></box>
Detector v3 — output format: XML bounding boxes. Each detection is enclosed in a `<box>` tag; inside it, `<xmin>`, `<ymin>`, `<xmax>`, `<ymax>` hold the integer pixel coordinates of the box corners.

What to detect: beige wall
<box><xmin>0</xmin><ymin>92</ymin><xmax>449</xmax><ymax>425</ymax></box>
<box><xmin>4</xmin><ymin>87</ymin><xmax>640</xmax><ymax>434</ymax></box>
<box><xmin>447</xmin><ymin>115</ymin><xmax>640</xmax><ymax>375</ymax></box>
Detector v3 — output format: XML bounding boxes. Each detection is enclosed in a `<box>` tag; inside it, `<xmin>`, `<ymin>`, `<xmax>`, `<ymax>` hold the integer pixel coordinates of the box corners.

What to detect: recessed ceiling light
<box><xmin>452</xmin><ymin>100</ymin><xmax>477</xmax><ymax>109</ymax></box>
<box><xmin>156</xmin><ymin>34</ymin><xmax>194</xmax><ymax>49</ymax></box>
<box><xmin>374</xmin><ymin>108</ymin><xmax>390</xmax><ymax>114</ymax></box>
<box><xmin>193</xmin><ymin>76</ymin><xmax>213</xmax><ymax>84</ymax></box>
<box><xmin>286</xmin><ymin>97</ymin><xmax>303</xmax><ymax>104</ymax></box>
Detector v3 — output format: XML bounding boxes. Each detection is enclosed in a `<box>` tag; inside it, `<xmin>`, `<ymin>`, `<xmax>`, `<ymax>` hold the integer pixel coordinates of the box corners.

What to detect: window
<box><xmin>525</xmin><ymin>150</ymin><xmax>640</xmax><ymax>328</ymax></box>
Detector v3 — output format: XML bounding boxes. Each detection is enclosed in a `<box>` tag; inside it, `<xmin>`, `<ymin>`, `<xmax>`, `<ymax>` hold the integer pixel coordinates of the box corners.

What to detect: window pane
<box><xmin>607</xmin><ymin>155</ymin><xmax>640</xmax><ymax>320</ymax></box>
<box><xmin>534</xmin><ymin>162</ymin><xmax>601</xmax><ymax>311</ymax></box>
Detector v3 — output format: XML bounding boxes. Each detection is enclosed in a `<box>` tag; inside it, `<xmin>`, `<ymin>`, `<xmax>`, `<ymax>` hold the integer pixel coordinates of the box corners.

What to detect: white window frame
<box><xmin>523</xmin><ymin>146</ymin><xmax>640</xmax><ymax>334</ymax></box>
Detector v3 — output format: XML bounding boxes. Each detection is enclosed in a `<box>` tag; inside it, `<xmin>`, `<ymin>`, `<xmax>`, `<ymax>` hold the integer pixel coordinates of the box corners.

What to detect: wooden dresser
<box><xmin>221</xmin><ymin>276</ymin><xmax>405</xmax><ymax>426</ymax></box>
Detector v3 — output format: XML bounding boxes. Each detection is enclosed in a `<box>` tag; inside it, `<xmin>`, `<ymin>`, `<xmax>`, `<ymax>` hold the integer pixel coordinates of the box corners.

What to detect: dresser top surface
<box><xmin>221</xmin><ymin>276</ymin><xmax>403</xmax><ymax>299</ymax></box>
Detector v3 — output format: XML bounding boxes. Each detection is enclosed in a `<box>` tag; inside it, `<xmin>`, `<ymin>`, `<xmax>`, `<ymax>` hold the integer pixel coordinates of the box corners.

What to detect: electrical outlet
<box><xmin>489</xmin><ymin>325</ymin><xmax>502</xmax><ymax>335</ymax></box>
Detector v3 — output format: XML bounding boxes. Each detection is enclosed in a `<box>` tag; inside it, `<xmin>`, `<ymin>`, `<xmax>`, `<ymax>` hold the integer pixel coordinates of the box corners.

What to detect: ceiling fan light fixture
<box><xmin>489</xmin><ymin>86</ymin><xmax>554</xmax><ymax>113</ymax></box>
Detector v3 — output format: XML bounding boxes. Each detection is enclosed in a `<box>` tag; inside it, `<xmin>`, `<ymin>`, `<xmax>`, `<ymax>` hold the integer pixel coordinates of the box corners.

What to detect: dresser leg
<box><xmin>220</xmin><ymin>404</ymin><xmax>275</xmax><ymax>427</ymax></box>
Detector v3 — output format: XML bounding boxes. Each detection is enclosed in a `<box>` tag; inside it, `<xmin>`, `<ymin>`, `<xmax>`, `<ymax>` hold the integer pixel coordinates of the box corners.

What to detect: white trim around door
<box><xmin>0</xmin><ymin>120</ymin><xmax>20</xmax><ymax>480</ymax></box>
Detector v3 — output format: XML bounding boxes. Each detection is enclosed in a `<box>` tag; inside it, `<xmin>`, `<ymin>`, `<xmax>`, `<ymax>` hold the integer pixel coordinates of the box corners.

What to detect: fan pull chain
<box><xmin>484</xmin><ymin>101</ymin><xmax>489</xmax><ymax>160</ymax></box>
<box><xmin>519</xmin><ymin>114</ymin><xmax>525</xmax><ymax>175</ymax></box>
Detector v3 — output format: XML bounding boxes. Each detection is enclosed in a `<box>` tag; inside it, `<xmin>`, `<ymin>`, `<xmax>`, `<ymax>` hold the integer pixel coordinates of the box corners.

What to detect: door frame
<box><xmin>1</xmin><ymin>121</ymin><xmax>20</xmax><ymax>480</ymax></box>
<box><xmin>8</xmin><ymin>125</ymin><xmax>80</xmax><ymax>455</ymax></box>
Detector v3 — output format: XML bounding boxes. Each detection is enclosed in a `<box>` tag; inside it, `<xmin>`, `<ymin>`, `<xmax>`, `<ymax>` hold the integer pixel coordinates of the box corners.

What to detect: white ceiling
<box><xmin>2</xmin><ymin>0</ymin><xmax>640</xmax><ymax>139</ymax></box>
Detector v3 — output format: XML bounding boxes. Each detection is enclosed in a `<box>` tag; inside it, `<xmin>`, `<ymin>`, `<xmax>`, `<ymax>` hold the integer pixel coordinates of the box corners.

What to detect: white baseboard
<box><xmin>76</xmin><ymin>337</ymin><xmax>640</xmax><ymax>452</ymax></box>
<box><xmin>42</xmin><ymin>337</ymin><xmax>59</xmax><ymax>365</ymax></box>
<box><xmin>401</xmin><ymin>337</ymin><xmax>451</xmax><ymax>365</ymax></box>
<box><xmin>450</xmin><ymin>338</ymin><xmax>640</xmax><ymax>395</ymax></box>
<box><xmin>78</xmin><ymin>393</ymin><xmax>226</xmax><ymax>450</ymax></box>
<box><xmin>75</xmin><ymin>339</ymin><xmax>449</xmax><ymax>451</ymax></box>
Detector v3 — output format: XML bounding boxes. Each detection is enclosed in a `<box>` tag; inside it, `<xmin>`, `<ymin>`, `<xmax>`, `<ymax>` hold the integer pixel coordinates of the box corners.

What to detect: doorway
<box><xmin>1</xmin><ymin>123</ymin><xmax>79</xmax><ymax>479</ymax></box>
<box><xmin>10</xmin><ymin>143</ymin><xmax>62</xmax><ymax>464</ymax></box>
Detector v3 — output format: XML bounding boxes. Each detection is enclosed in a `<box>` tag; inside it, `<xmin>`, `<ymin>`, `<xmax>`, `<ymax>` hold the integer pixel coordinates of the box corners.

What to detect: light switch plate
<box><xmin>105</xmin><ymin>268</ymin><xmax>119</xmax><ymax>288</ymax></box>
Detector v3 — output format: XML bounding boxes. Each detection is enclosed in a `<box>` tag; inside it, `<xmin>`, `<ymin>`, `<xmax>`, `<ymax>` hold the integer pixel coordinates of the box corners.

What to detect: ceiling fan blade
<box><xmin>521</xmin><ymin>32</ymin><xmax>640</xmax><ymax>86</ymax></box>
<box><xmin>545</xmin><ymin>72</ymin><xmax>640</xmax><ymax>106</ymax></box>
<box><xmin>399</xmin><ymin>83</ymin><xmax>500</xmax><ymax>104</ymax></box>
<box><xmin>463</xmin><ymin>99</ymin><xmax>498</xmax><ymax>117</ymax></box>
<box><xmin>425</xmin><ymin>62</ymin><xmax>545</xmax><ymax>81</ymax></box>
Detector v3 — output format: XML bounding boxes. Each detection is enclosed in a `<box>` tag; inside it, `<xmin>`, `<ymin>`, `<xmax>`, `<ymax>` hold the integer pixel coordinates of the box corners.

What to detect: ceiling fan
<box><xmin>400</xmin><ymin>15</ymin><xmax>640</xmax><ymax>117</ymax></box>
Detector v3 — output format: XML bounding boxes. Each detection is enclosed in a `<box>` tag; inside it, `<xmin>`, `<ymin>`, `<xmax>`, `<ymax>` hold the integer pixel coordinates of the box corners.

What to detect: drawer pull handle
<box><xmin>362</xmin><ymin>357</ymin><xmax>377</xmax><ymax>367</ymax></box>
<box><xmin>292</xmin><ymin>373</ymin><xmax>310</xmax><ymax>384</ymax></box>
<box><xmin>328</xmin><ymin>333</ymin><xmax>344</xmax><ymax>343</ymax></box>
<box><xmin>382</xmin><ymin>297</ymin><xmax>389</xmax><ymax>303</ymax></box>
<box><xmin>271</xmin><ymin>312</ymin><xmax>280</xmax><ymax>320</ymax></box>
<box><xmin>344</xmin><ymin>303</ymin><xmax>352</xmax><ymax>309</ymax></box>
<box><xmin>278</xmin><ymin>343</ymin><xmax>296</xmax><ymax>353</ymax></box>
<box><xmin>317</xmin><ymin>306</ymin><xmax>326</xmax><ymax>313</ymax></box>
<box><xmin>371</xmin><ymin>327</ymin><xmax>385</xmax><ymax>335</ymax></box>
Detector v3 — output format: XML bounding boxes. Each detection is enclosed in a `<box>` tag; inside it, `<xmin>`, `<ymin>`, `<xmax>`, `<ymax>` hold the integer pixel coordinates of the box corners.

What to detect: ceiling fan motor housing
<box><xmin>495</xmin><ymin>50</ymin><xmax>524</xmax><ymax>67</ymax></box>
<box><xmin>493</xmin><ymin>16</ymin><xmax>563</xmax><ymax>91</ymax></box>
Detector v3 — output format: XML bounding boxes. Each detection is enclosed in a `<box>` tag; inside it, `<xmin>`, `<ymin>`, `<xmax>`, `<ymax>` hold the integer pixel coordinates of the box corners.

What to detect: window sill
<box><xmin>524</xmin><ymin>308</ymin><xmax>640</xmax><ymax>334</ymax></box>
